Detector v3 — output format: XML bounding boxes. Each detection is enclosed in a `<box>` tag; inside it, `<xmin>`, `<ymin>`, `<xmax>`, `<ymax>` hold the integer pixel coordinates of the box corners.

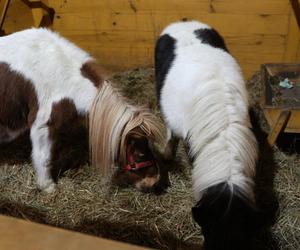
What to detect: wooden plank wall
<box><xmin>2</xmin><ymin>0</ymin><xmax>34</xmax><ymax>32</ymax></box>
<box><xmin>2</xmin><ymin>0</ymin><xmax>299</xmax><ymax>79</ymax></box>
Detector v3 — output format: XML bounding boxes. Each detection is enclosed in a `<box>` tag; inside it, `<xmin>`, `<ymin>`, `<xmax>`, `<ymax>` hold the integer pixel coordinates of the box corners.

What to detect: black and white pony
<box><xmin>0</xmin><ymin>28</ymin><xmax>165</xmax><ymax>193</ymax></box>
<box><xmin>155</xmin><ymin>21</ymin><xmax>262</xmax><ymax>249</ymax></box>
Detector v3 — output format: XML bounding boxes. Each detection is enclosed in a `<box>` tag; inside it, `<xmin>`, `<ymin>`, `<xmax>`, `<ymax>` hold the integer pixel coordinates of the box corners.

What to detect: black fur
<box><xmin>192</xmin><ymin>183</ymin><xmax>263</xmax><ymax>250</ymax></box>
<box><xmin>194</xmin><ymin>28</ymin><xmax>229</xmax><ymax>52</ymax></box>
<box><xmin>154</xmin><ymin>34</ymin><xmax>176</xmax><ymax>100</ymax></box>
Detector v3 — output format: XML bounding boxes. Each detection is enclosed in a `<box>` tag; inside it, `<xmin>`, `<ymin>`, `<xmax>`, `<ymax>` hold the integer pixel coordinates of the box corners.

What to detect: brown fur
<box><xmin>0</xmin><ymin>62</ymin><xmax>38</xmax><ymax>139</ymax></box>
<box><xmin>112</xmin><ymin>165</ymin><xmax>159</xmax><ymax>192</ymax></box>
<box><xmin>80</xmin><ymin>61</ymin><xmax>109</xmax><ymax>88</ymax></box>
<box><xmin>47</xmin><ymin>98</ymin><xmax>88</xmax><ymax>181</ymax></box>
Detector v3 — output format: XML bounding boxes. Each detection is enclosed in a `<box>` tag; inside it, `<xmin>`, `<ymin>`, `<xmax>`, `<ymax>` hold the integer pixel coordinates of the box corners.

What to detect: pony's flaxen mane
<box><xmin>187</xmin><ymin>76</ymin><xmax>258</xmax><ymax>203</ymax></box>
<box><xmin>89</xmin><ymin>80</ymin><xmax>164</xmax><ymax>175</ymax></box>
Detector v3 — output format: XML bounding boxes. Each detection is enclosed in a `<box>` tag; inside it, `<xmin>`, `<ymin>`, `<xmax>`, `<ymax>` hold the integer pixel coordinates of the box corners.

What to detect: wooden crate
<box><xmin>261</xmin><ymin>63</ymin><xmax>300</xmax><ymax>145</ymax></box>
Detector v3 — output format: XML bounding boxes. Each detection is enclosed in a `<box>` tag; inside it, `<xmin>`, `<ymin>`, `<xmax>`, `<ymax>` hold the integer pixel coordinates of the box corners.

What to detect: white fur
<box><xmin>0</xmin><ymin>28</ymin><xmax>97</xmax><ymax>114</ymax></box>
<box><xmin>30</xmin><ymin>110</ymin><xmax>54</xmax><ymax>192</ymax></box>
<box><xmin>0</xmin><ymin>28</ymin><xmax>98</xmax><ymax>191</ymax></box>
<box><xmin>159</xmin><ymin>21</ymin><xmax>258</xmax><ymax>202</ymax></box>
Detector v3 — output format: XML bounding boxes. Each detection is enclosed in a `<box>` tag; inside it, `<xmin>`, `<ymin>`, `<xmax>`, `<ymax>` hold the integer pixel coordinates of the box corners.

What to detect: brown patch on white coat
<box><xmin>47</xmin><ymin>98</ymin><xmax>89</xmax><ymax>181</ymax></box>
<box><xmin>80</xmin><ymin>61</ymin><xmax>110</xmax><ymax>88</ymax></box>
<box><xmin>0</xmin><ymin>62</ymin><xmax>38</xmax><ymax>143</ymax></box>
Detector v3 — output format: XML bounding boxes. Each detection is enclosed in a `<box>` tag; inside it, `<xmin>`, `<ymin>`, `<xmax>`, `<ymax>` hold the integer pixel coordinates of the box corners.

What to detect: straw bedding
<box><xmin>0</xmin><ymin>68</ymin><xmax>299</xmax><ymax>250</ymax></box>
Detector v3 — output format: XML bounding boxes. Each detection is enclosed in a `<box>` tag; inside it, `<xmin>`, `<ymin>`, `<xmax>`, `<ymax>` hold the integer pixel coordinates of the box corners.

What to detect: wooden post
<box><xmin>284</xmin><ymin>0</ymin><xmax>300</xmax><ymax>62</ymax></box>
<box><xmin>0</xmin><ymin>0</ymin><xmax>10</xmax><ymax>35</ymax></box>
<box><xmin>20</xmin><ymin>0</ymin><xmax>54</xmax><ymax>27</ymax></box>
<box><xmin>267</xmin><ymin>110</ymin><xmax>291</xmax><ymax>146</ymax></box>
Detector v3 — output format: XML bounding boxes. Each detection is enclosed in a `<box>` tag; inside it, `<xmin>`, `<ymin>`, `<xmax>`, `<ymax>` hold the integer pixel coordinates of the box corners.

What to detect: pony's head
<box><xmin>89</xmin><ymin>81</ymin><xmax>166</xmax><ymax>192</ymax></box>
<box><xmin>113</xmin><ymin>117</ymin><xmax>167</xmax><ymax>192</ymax></box>
<box><xmin>192</xmin><ymin>183</ymin><xmax>264</xmax><ymax>250</ymax></box>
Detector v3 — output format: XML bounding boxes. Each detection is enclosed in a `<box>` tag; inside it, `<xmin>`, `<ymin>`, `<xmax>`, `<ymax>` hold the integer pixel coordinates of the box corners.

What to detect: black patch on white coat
<box><xmin>194</xmin><ymin>28</ymin><xmax>229</xmax><ymax>52</ymax></box>
<box><xmin>154</xmin><ymin>34</ymin><xmax>176</xmax><ymax>101</ymax></box>
<box><xmin>192</xmin><ymin>182</ymin><xmax>263</xmax><ymax>250</ymax></box>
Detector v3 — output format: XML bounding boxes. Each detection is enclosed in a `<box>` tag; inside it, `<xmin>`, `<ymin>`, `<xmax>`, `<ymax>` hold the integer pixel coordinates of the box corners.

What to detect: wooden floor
<box><xmin>0</xmin><ymin>215</ymin><xmax>150</xmax><ymax>250</ymax></box>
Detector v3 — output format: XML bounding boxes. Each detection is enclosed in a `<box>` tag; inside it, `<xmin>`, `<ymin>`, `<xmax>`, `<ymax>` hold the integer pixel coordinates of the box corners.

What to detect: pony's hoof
<box><xmin>42</xmin><ymin>183</ymin><xmax>56</xmax><ymax>193</ymax></box>
<box><xmin>37</xmin><ymin>179</ymin><xmax>56</xmax><ymax>193</ymax></box>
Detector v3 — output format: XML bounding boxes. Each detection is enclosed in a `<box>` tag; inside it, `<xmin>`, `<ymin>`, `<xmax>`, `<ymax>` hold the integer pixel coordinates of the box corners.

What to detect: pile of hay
<box><xmin>0</xmin><ymin>68</ymin><xmax>299</xmax><ymax>250</ymax></box>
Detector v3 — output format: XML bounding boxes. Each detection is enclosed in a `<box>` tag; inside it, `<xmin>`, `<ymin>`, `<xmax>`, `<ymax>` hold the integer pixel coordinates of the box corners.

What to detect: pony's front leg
<box><xmin>30</xmin><ymin>122</ymin><xmax>55</xmax><ymax>193</ymax></box>
<box><xmin>163</xmin><ymin>128</ymin><xmax>179</xmax><ymax>162</ymax></box>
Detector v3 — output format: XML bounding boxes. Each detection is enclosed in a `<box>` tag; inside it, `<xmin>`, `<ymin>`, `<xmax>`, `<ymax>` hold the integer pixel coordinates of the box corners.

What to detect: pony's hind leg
<box><xmin>30</xmin><ymin>121</ymin><xmax>55</xmax><ymax>193</ymax></box>
<box><xmin>163</xmin><ymin>128</ymin><xmax>179</xmax><ymax>161</ymax></box>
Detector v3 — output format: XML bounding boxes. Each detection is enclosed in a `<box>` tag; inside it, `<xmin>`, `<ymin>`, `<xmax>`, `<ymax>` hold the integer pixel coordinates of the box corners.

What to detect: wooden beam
<box><xmin>31</xmin><ymin>8</ymin><xmax>44</xmax><ymax>27</ymax></box>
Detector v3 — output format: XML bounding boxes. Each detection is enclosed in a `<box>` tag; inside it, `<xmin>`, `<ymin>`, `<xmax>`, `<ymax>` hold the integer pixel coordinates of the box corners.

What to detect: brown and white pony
<box><xmin>0</xmin><ymin>28</ymin><xmax>164</xmax><ymax>193</ymax></box>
